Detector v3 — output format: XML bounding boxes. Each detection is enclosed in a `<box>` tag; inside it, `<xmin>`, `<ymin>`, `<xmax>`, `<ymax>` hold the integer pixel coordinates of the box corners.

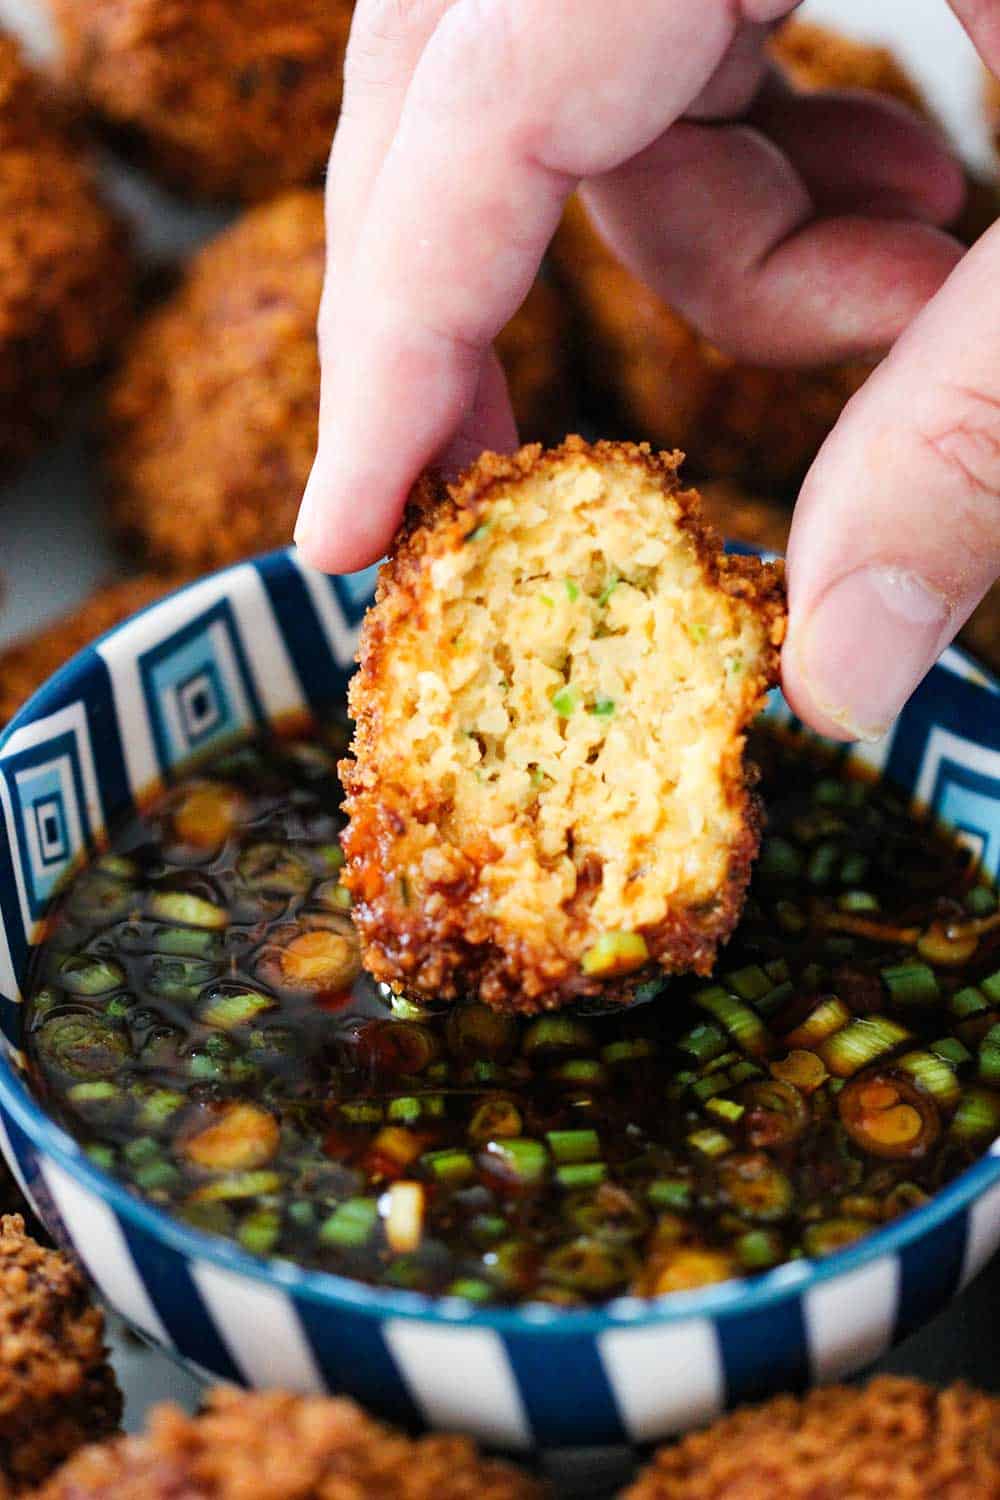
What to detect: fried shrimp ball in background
<box><xmin>342</xmin><ymin>438</ymin><xmax>785</xmax><ymax>1013</ymax></box>
<box><xmin>0</xmin><ymin>34</ymin><xmax>130</xmax><ymax>474</ymax></box>
<box><xmin>45</xmin><ymin>0</ymin><xmax>353</xmax><ymax>201</ymax></box>
<box><xmin>0</xmin><ymin>1216</ymin><xmax>121</xmax><ymax>1497</ymax></box>
<box><xmin>766</xmin><ymin>18</ymin><xmax>932</xmax><ymax>114</ymax></box>
<box><xmin>0</xmin><ymin>574</ymin><xmax>187</xmax><ymax>729</ymax></box>
<box><xmin>105</xmin><ymin>190</ymin><xmax>575</xmax><ymax>573</ymax></box>
<box><xmin>624</xmin><ymin>1377</ymin><xmax>1000</xmax><ymax>1500</ymax></box>
<box><xmin>30</xmin><ymin>1387</ymin><xmax>546</xmax><ymax>1500</ymax></box>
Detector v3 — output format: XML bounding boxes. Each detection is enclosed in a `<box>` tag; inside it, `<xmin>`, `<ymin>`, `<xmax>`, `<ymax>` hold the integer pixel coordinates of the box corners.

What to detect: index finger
<box><xmin>295</xmin><ymin>0</ymin><xmax>774</xmax><ymax>570</ymax></box>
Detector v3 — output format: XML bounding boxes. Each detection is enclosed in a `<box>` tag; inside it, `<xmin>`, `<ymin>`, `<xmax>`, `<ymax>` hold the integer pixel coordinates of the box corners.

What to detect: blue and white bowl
<box><xmin>0</xmin><ymin>548</ymin><xmax>998</xmax><ymax>1453</ymax></box>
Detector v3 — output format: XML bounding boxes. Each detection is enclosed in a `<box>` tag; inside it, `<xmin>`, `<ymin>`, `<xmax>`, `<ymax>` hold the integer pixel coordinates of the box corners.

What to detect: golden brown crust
<box><xmin>32</xmin><ymin>1386</ymin><xmax>546</xmax><ymax>1500</ymax></box>
<box><xmin>48</xmin><ymin>0</ymin><xmax>353</xmax><ymax>201</ymax></box>
<box><xmin>0</xmin><ymin>1215</ymin><xmax>121</xmax><ymax>1495</ymax></box>
<box><xmin>624</xmin><ymin>1377</ymin><xmax>1000</xmax><ymax>1500</ymax></box>
<box><xmin>342</xmin><ymin>438</ymin><xmax>785</xmax><ymax>1012</ymax></box>
<box><xmin>104</xmin><ymin>189</ymin><xmax>573</xmax><ymax>571</ymax></box>
<box><xmin>0</xmin><ymin>34</ymin><xmax>131</xmax><ymax>473</ymax></box>
<box><xmin>767</xmin><ymin>18</ymin><xmax>931</xmax><ymax>115</ymax></box>
<box><xmin>0</xmin><ymin>574</ymin><xmax>188</xmax><ymax>728</ymax></box>
<box><xmin>550</xmin><ymin>197</ymin><xmax>873</xmax><ymax>493</ymax></box>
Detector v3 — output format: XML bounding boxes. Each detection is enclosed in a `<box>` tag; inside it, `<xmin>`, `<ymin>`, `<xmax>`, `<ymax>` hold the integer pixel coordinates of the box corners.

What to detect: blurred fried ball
<box><xmin>0</xmin><ymin>33</ymin><xmax>130</xmax><ymax>473</ymax></box>
<box><xmin>46</xmin><ymin>0</ymin><xmax>353</xmax><ymax>201</ymax></box>
<box><xmin>105</xmin><ymin>190</ymin><xmax>574</xmax><ymax>572</ymax></box>
<box><xmin>0</xmin><ymin>1215</ymin><xmax>121</xmax><ymax>1496</ymax></box>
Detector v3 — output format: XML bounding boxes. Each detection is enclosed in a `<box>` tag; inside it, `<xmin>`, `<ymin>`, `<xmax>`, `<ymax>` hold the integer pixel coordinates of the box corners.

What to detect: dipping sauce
<box><xmin>22</xmin><ymin>724</ymin><xmax>1000</xmax><ymax>1305</ymax></box>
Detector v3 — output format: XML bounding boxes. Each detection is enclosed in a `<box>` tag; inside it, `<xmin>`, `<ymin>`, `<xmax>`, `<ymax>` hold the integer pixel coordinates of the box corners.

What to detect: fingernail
<box><xmin>795</xmin><ymin>565</ymin><xmax>952</xmax><ymax>740</ymax></box>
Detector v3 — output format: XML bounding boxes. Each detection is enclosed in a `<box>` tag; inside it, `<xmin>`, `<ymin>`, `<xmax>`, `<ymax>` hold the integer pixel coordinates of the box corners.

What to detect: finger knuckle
<box><xmin>919</xmin><ymin>384</ymin><xmax>1000</xmax><ymax>557</ymax></box>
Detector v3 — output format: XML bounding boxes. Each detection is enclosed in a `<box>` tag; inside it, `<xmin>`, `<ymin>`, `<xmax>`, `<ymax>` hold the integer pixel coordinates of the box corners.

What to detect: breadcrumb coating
<box><xmin>0</xmin><ymin>1216</ymin><xmax>120</xmax><ymax>1496</ymax></box>
<box><xmin>342</xmin><ymin>438</ymin><xmax>785</xmax><ymax>1012</ymax></box>
<box><xmin>47</xmin><ymin>0</ymin><xmax>353</xmax><ymax>201</ymax></box>
<box><xmin>550</xmin><ymin>197</ymin><xmax>874</xmax><ymax>493</ymax></box>
<box><xmin>0</xmin><ymin>34</ymin><xmax>130</xmax><ymax>473</ymax></box>
<box><xmin>31</xmin><ymin>1386</ymin><xmax>546</xmax><ymax>1500</ymax></box>
<box><xmin>0</xmin><ymin>574</ymin><xmax>187</xmax><ymax>729</ymax></box>
<box><xmin>105</xmin><ymin>190</ymin><xmax>574</xmax><ymax>572</ymax></box>
<box><xmin>624</xmin><ymin>1377</ymin><xmax>1000</xmax><ymax>1500</ymax></box>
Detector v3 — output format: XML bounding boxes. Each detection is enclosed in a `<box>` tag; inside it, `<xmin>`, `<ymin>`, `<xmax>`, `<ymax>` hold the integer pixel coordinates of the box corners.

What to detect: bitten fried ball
<box><xmin>105</xmin><ymin>190</ymin><xmax>575</xmax><ymax>572</ymax></box>
<box><xmin>46</xmin><ymin>0</ymin><xmax>353</xmax><ymax>201</ymax></box>
<box><xmin>0</xmin><ymin>574</ymin><xmax>187</xmax><ymax>729</ymax></box>
<box><xmin>31</xmin><ymin>1386</ymin><xmax>546</xmax><ymax>1500</ymax></box>
<box><xmin>0</xmin><ymin>34</ymin><xmax>130</xmax><ymax>473</ymax></box>
<box><xmin>342</xmin><ymin>438</ymin><xmax>786</xmax><ymax>1013</ymax></box>
<box><xmin>0</xmin><ymin>1215</ymin><xmax>121</xmax><ymax>1496</ymax></box>
<box><xmin>624</xmin><ymin>1377</ymin><xmax>1000</xmax><ymax>1500</ymax></box>
<box><xmin>550</xmin><ymin>197</ymin><xmax>874</xmax><ymax>493</ymax></box>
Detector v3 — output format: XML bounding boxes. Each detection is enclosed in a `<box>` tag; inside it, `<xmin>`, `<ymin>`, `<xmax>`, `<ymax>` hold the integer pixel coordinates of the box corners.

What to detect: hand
<box><xmin>295</xmin><ymin>0</ymin><xmax>999</xmax><ymax>741</ymax></box>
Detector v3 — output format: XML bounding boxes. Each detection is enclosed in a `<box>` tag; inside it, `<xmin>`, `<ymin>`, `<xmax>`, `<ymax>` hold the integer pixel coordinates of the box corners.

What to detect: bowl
<box><xmin>0</xmin><ymin>548</ymin><xmax>998</xmax><ymax>1453</ymax></box>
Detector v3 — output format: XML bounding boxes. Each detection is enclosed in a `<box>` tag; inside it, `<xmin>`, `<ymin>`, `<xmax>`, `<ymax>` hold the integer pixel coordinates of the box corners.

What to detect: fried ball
<box><xmin>0</xmin><ymin>574</ymin><xmax>187</xmax><ymax>728</ymax></box>
<box><xmin>0</xmin><ymin>34</ymin><xmax>130</xmax><ymax>473</ymax></box>
<box><xmin>624</xmin><ymin>1377</ymin><xmax>1000</xmax><ymax>1500</ymax></box>
<box><xmin>767</xmin><ymin>18</ymin><xmax>931</xmax><ymax>115</ymax></box>
<box><xmin>0</xmin><ymin>1215</ymin><xmax>121</xmax><ymax>1496</ymax></box>
<box><xmin>105</xmin><ymin>190</ymin><xmax>575</xmax><ymax>572</ymax></box>
<box><xmin>341</xmin><ymin>437</ymin><xmax>785</xmax><ymax>1013</ymax></box>
<box><xmin>46</xmin><ymin>0</ymin><xmax>353</xmax><ymax>201</ymax></box>
<box><xmin>550</xmin><ymin>197</ymin><xmax>874</xmax><ymax>493</ymax></box>
<box><xmin>31</xmin><ymin>1386</ymin><xmax>545</xmax><ymax>1500</ymax></box>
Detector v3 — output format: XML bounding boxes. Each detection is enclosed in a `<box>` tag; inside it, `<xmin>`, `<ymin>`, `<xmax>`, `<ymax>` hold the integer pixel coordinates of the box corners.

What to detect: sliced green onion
<box><xmin>154</xmin><ymin>925</ymin><xmax>221</xmax><ymax>958</ymax></box>
<box><xmin>67</xmin><ymin>1080</ymin><xmax>119</xmax><ymax>1105</ymax></box>
<box><xmin>58</xmin><ymin>956</ymin><xmax>125</xmax><ymax>996</ymax></box>
<box><xmin>124</xmin><ymin>1136</ymin><xmax>161</xmax><ymax>1167</ymax></box>
<box><xmin>542</xmin><ymin>1237</ymin><xmax>633</xmax><ymax>1294</ymax></box>
<box><xmin>882</xmin><ymin>962</ymin><xmax>939</xmax><ymax>1006</ymax></box>
<box><xmin>783</xmin><ymin>996</ymin><xmax>851</xmax><ymax>1048</ymax></box>
<box><xmin>238</xmin><ymin>1207</ymin><xmax>280</xmax><ymax>1257</ymax></box>
<box><xmin>422</xmin><ymin>1148</ymin><xmax>475</xmax><ymax>1184</ymax></box>
<box><xmin>201</xmin><ymin>989</ymin><xmax>273</xmax><ymax>1030</ymax></box>
<box><xmin>735</xmin><ymin>1229</ymin><xmax>784</xmax><ymax>1269</ymax></box>
<box><xmin>138</xmin><ymin>1089</ymin><xmax>186</xmax><ymax>1130</ymax></box>
<box><xmin>706</xmin><ymin>1096</ymin><xmax>745</xmax><ymax>1124</ymax></box>
<box><xmin>550</xmin><ymin>1058</ymin><xmax>609</xmax><ymax>1089</ymax></box>
<box><xmin>694</xmin><ymin>986</ymin><xmax>771</xmax><ymax>1058</ymax></box>
<box><xmin>588</xmin><ymin>696</ymin><xmax>616</xmax><ymax>718</ymax></box>
<box><xmin>950</xmin><ymin>1087</ymin><xmax>1000</xmax><ymax>1141</ymax></box>
<box><xmin>85</xmin><ymin>1144</ymin><xmax>116</xmax><ymax>1172</ymax></box>
<box><xmin>482</xmin><ymin>1137</ymin><xmax>549</xmax><ymax>1184</ymax></box>
<box><xmin>646</xmin><ymin>1179</ymin><xmax>691</xmax><ymax>1211</ymax></box>
<box><xmin>726</xmin><ymin>965</ymin><xmax>773</xmax><ymax>1001</ymax></box>
<box><xmin>807</xmin><ymin>843</ymin><xmax>839</xmax><ymax>885</ymax></box>
<box><xmin>759</xmin><ymin>838</ymin><xmax>802</xmax><ymax>880</ymax></box>
<box><xmin>389</xmin><ymin>995</ymin><xmax>432</xmax><ymax>1021</ymax></box>
<box><xmin>556</xmin><ymin>1162</ymin><xmax>607</xmax><ymax>1190</ymax></box>
<box><xmin>981</xmin><ymin>970</ymin><xmax>1000</xmax><ymax>1004</ymax></box>
<box><xmin>819</xmin><ymin>1015</ymin><xmax>910</xmax><ymax>1077</ymax></box>
<box><xmin>190</xmin><ymin>1170</ymin><xmax>282</xmax><ymax>1203</ymax></box>
<box><xmin>951</xmin><ymin>986</ymin><xmax>988</xmax><ymax>1019</ymax></box>
<box><xmin>546</xmin><ymin>1129</ymin><xmax>600</xmax><ymax>1163</ymax></box>
<box><xmin>564</xmin><ymin>578</ymin><xmax>580</xmax><ymax>602</ymax></box>
<box><xmin>897</xmin><ymin>1049</ymin><xmax>962</xmax><ymax>1110</ymax></box>
<box><xmin>965</xmin><ymin>885</ymin><xmax>997</xmax><ymax>916</ymax></box>
<box><xmin>597</xmin><ymin>572</ymin><xmax>619</xmax><ymax>607</ymax></box>
<box><xmin>930</xmin><ymin>1036</ymin><xmax>972</xmax><ymax>1068</ymax></box>
<box><xmin>447</xmin><ymin>1278</ymin><xmax>495</xmax><ymax>1302</ymax></box>
<box><xmin>148</xmin><ymin>956</ymin><xmax>218</xmax><ymax>1002</ymax></box>
<box><xmin>319</xmin><ymin>1197</ymin><xmax>379</xmax><ymax>1248</ymax></box>
<box><xmin>339</xmin><ymin>1101</ymin><xmax>382</xmax><ymax>1125</ymax></box>
<box><xmin>979</xmin><ymin>1026</ymin><xmax>1000</xmax><ymax>1086</ymax></box>
<box><xmin>687</xmin><ymin>1127</ymin><xmax>732</xmax><ymax>1157</ymax></box>
<box><xmin>287</xmin><ymin>1201</ymin><xmax>316</xmax><ymax>1230</ymax></box>
<box><xmin>37</xmin><ymin>1015</ymin><xmax>130</xmax><ymax>1079</ymax></box>
<box><xmin>839</xmin><ymin>852</ymin><xmax>869</xmax><ymax>885</ymax></box>
<box><xmin>133</xmin><ymin>1160</ymin><xmax>182</xmax><ymax>1194</ymax></box>
<box><xmin>802</xmin><ymin>1217</ymin><xmax>871</xmax><ymax>1258</ymax></box>
<box><xmin>838</xmin><ymin>891</ymin><xmax>880</xmax><ymax>913</ymax></box>
<box><xmin>601</xmin><ymin>1038</ymin><xmax>655</xmax><ymax>1065</ymax></box>
<box><xmin>148</xmin><ymin>891</ymin><xmax>227</xmax><ymax>928</ymax></box>
<box><xmin>678</xmin><ymin>1022</ymin><xmax>727</xmax><ymax>1063</ymax></box>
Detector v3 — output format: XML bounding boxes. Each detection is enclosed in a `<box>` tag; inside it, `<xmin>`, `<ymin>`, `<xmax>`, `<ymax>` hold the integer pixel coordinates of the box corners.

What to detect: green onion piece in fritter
<box><xmin>551</xmin><ymin>685</ymin><xmax>579</xmax><ymax>717</ymax></box>
<box><xmin>564</xmin><ymin>578</ymin><xmax>580</xmax><ymax>602</ymax></box>
<box><xmin>588</xmin><ymin>696</ymin><xmax>616</xmax><ymax>718</ymax></box>
<box><xmin>819</xmin><ymin>1015</ymin><xmax>911</xmax><ymax>1077</ymax></box>
<box><xmin>882</xmin><ymin>962</ymin><xmax>939</xmax><ymax>1006</ymax></box>
<box><xmin>318</xmin><ymin>1197</ymin><xmax>379</xmax><ymax>1248</ymax></box>
<box><xmin>597</xmin><ymin>572</ymin><xmax>620</xmax><ymax>607</ymax></box>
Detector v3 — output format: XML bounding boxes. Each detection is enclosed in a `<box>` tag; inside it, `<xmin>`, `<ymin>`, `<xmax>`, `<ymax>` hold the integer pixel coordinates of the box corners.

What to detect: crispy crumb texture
<box><xmin>0</xmin><ymin>1215</ymin><xmax>121</xmax><ymax>1495</ymax></box>
<box><xmin>32</xmin><ymin>1386</ymin><xmax>546</xmax><ymax>1500</ymax></box>
<box><xmin>342</xmin><ymin>438</ymin><xmax>785</xmax><ymax>1012</ymax></box>
<box><xmin>624</xmin><ymin>1377</ymin><xmax>1000</xmax><ymax>1500</ymax></box>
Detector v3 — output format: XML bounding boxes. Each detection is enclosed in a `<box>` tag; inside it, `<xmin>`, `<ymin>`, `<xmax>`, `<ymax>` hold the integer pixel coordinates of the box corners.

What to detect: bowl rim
<box><xmin>0</xmin><ymin>548</ymin><xmax>998</xmax><ymax>1337</ymax></box>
